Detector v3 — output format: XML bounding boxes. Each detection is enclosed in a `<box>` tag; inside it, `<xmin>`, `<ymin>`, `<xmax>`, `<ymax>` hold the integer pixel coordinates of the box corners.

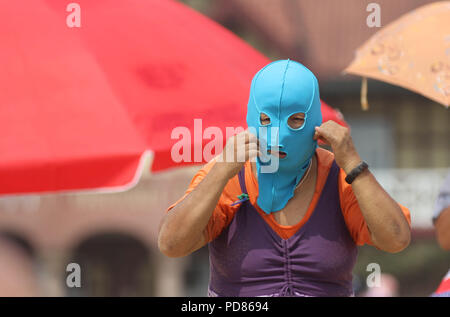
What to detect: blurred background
<box><xmin>0</xmin><ymin>0</ymin><xmax>449</xmax><ymax>297</ymax></box>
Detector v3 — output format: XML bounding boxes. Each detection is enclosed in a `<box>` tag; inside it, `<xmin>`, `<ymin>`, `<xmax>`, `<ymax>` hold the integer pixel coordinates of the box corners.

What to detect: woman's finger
<box><xmin>314</xmin><ymin>128</ymin><xmax>330</xmax><ymax>145</ymax></box>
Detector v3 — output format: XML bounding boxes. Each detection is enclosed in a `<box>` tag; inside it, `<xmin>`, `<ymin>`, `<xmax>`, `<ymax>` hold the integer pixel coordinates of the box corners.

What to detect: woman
<box><xmin>158</xmin><ymin>59</ymin><xmax>411</xmax><ymax>297</ymax></box>
<box><xmin>431</xmin><ymin>172</ymin><xmax>450</xmax><ymax>297</ymax></box>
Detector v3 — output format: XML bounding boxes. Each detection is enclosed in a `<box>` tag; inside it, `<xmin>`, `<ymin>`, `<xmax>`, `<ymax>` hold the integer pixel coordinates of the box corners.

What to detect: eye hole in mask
<box><xmin>287</xmin><ymin>112</ymin><xmax>306</xmax><ymax>130</ymax></box>
<box><xmin>259</xmin><ymin>112</ymin><xmax>271</xmax><ymax>126</ymax></box>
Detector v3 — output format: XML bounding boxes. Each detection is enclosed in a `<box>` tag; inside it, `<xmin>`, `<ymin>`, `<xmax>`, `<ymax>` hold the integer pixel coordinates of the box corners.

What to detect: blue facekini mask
<box><xmin>246</xmin><ymin>59</ymin><xmax>322</xmax><ymax>214</ymax></box>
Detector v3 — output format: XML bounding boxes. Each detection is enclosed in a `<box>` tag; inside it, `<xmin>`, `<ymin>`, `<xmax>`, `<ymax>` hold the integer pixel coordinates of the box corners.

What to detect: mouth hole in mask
<box><xmin>267</xmin><ymin>148</ymin><xmax>287</xmax><ymax>159</ymax></box>
<box><xmin>287</xmin><ymin>112</ymin><xmax>306</xmax><ymax>130</ymax></box>
<box><xmin>260</xmin><ymin>112</ymin><xmax>271</xmax><ymax>126</ymax></box>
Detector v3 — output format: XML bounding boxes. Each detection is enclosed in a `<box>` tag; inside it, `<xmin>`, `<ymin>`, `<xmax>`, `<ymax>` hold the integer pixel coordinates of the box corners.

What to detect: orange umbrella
<box><xmin>345</xmin><ymin>1</ymin><xmax>450</xmax><ymax>109</ymax></box>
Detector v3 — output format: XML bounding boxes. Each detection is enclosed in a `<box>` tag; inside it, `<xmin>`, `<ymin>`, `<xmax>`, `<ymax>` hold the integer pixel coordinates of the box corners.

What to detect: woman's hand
<box><xmin>216</xmin><ymin>129</ymin><xmax>260</xmax><ymax>180</ymax></box>
<box><xmin>313</xmin><ymin>120</ymin><xmax>361</xmax><ymax>173</ymax></box>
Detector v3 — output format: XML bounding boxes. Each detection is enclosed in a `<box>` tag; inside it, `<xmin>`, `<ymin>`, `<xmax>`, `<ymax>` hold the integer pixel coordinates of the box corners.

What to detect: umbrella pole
<box><xmin>361</xmin><ymin>77</ymin><xmax>369</xmax><ymax>111</ymax></box>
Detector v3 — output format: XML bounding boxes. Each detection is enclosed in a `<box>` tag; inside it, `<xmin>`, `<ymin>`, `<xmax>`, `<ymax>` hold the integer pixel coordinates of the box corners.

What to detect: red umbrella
<box><xmin>0</xmin><ymin>1</ymin><xmax>148</xmax><ymax>195</ymax></box>
<box><xmin>321</xmin><ymin>101</ymin><xmax>346</xmax><ymax>127</ymax></box>
<box><xmin>0</xmin><ymin>0</ymin><xmax>347</xmax><ymax>195</ymax></box>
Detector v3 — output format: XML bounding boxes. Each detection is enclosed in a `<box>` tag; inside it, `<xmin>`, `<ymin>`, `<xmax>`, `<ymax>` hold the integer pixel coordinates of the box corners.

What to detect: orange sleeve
<box><xmin>166</xmin><ymin>159</ymin><xmax>243</xmax><ymax>243</ymax></box>
<box><xmin>338</xmin><ymin>169</ymin><xmax>411</xmax><ymax>246</ymax></box>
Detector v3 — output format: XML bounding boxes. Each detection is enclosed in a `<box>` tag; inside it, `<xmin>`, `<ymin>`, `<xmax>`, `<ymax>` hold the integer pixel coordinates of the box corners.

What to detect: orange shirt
<box><xmin>167</xmin><ymin>147</ymin><xmax>411</xmax><ymax>246</ymax></box>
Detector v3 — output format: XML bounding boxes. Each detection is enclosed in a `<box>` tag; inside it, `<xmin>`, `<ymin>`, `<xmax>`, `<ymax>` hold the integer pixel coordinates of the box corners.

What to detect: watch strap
<box><xmin>345</xmin><ymin>161</ymin><xmax>369</xmax><ymax>184</ymax></box>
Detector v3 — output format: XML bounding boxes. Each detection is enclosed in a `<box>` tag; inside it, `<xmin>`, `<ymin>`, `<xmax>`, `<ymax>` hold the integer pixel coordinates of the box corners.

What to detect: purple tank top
<box><xmin>208</xmin><ymin>161</ymin><xmax>357</xmax><ymax>297</ymax></box>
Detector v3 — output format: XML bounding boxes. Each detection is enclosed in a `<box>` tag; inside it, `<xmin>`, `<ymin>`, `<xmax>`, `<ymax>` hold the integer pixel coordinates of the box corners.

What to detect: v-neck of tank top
<box><xmin>244</xmin><ymin>148</ymin><xmax>335</xmax><ymax>240</ymax></box>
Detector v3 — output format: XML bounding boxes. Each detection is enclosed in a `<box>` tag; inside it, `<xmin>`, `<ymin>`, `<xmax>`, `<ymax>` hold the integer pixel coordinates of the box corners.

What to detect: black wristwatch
<box><xmin>345</xmin><ymin>161</ymin><xmax>369</xmax><ymax>184</ymax></box>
